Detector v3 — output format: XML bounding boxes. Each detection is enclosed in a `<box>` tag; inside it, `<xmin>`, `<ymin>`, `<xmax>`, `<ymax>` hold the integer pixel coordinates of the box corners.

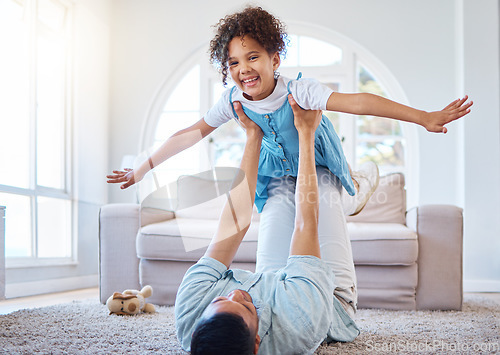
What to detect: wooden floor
<box><xmin>0</xmin><ymin>287</ymin><xmax>99</xmax><ymax>315</ymax></box>
<box><xmin>0</xmin><ymin>289</ymin><xmax>499</xmax><ymax>315</ymax></box>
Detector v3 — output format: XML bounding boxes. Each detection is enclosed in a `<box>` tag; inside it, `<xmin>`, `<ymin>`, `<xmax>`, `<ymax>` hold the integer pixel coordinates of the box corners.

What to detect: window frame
<box><xmin>0</xmin><ymin>0</ymin><xmax>76</xmax><ymax>268</ymax></box>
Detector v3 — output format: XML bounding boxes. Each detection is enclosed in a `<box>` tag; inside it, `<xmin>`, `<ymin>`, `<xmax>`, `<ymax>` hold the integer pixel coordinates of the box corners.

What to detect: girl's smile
<box><xmin>227</xmin><ymin>36</ymin><xmax>280</xmax><ymax>101</ymax></box>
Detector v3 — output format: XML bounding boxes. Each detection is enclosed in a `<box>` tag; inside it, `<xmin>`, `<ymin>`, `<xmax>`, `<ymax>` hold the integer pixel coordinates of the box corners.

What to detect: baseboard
<box><xmin>463</xmin><ymin>279</ymin><xmax>500</xmax><ymax>293</ymax></box>
<box><xmin>5</xmin><ymin>274</ymin><xmax>98</xmax><ymax>299</ymax></box>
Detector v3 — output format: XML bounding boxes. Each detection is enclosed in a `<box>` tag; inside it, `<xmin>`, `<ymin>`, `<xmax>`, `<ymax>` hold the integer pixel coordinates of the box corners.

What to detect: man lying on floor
<box><xmin>174</xmin><ymin>99</ymin><xmax>360</xmax><ymax>355</ymax></box>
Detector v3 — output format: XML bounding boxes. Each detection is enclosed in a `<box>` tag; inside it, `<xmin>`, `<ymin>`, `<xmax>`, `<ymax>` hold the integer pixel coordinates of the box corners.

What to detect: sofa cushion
<box><xmin>137</xmin><ymin>218</ymin><xmax>259</xmax><ymax>263</ymax></box>
<box><xmin>348</xmin><ymin>222</ymin><xmax>417</xmax><ymax>265</ymax></box>
<box><xmin>346</xmin><ymin>173</ymin><xmax>406</xmax><ymax>224</ymax></box>
<box><xmin>357</xmin><ymin>287</ymin><xmax>417</xmax><ymax>310</ymax></box>
<box><xmin>174</xmin><ymin>194</ymin><xmax>226</xmax><ymax>220</ymax></box>
<box><xmin>356</xmin><ymin>264</ymin><xmax>418</xmax><ymax>310</ymax></box>
<box><xmin>174</xmin><ymin>194</ymin><xmax>261</xmax><ymax>222</ymax></box>
<box><xmin>173</xmin><ymin>170</ymin><xmax>261</xmax><ymax>221</ymax></box>
<box><xmin>355</xmin><ymin>264</ymin><xmax>418</xmax><ymax>290</ymax></box>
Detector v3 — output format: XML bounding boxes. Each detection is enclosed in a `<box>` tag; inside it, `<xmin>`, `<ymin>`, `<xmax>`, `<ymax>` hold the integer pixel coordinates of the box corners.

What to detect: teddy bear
<box><xmin>106</xmin><ymin>285</ymin><xmax>156</xmax><ymax>315</ymax></box>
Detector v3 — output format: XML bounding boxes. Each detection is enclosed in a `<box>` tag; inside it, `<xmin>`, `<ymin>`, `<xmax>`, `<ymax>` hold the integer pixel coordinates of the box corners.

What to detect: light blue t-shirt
<box><xmin>175</xmin><ymin>255</ymin><xmax>359</xmax><ymax>354</ymax></box>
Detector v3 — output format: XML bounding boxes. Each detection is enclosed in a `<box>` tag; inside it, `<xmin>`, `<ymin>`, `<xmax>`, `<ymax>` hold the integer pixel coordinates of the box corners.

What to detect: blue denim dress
<box><xmin>230</xmin><ymin>73</ymin><xmax>355</xmax><ymax>212</ymax></box>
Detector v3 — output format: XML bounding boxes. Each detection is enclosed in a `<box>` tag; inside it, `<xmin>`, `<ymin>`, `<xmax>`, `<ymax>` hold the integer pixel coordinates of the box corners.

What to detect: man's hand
<box><xmin>233</xmin><ymin>101</ymin><xmax>264</xmax><ymax>140</ymax></box>
<box><xmin>421</xmin><ymin>96</ymin><xmax>473</xmax><ymax>134</ymax></box>
<box><xmin>288</xmin><ymin>94</ymin><xmax>323</xmax><ymax>136</ymax></box>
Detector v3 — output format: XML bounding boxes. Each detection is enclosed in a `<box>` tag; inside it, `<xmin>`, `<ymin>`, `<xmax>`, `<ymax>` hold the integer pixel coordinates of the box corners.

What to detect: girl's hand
<box><xmin>288</xmin><ymin>94</ymin><xmax>322</xmax><ymax>134</ymax></box>
<box><xmin>423</xmin><ymin>96</ymin><xmax>473</xmax><ymax>133</ymax></box>
<box><xmin>107</xmin><ymin>168</ymin><xmax>143</xmax><ymax>189</ymax></box>
<box><xmin>233</xmin><ymin>101</ymin><xmax>263</xmax><ymax>139</ymax></box>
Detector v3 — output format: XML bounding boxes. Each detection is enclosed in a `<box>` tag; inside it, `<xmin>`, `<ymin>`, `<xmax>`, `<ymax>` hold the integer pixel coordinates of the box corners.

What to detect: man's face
<box><xmin>202</xmin><ymin>289</ymin><xmax>259</xmax><ymax>336</ymax></box>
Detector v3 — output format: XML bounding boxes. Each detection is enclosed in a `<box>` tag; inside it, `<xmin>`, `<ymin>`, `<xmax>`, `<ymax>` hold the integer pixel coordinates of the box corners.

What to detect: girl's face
<box><xmin>227</xmin><ymin>36</ymin><xmax>280</xmax><ymax>101</ymax></box>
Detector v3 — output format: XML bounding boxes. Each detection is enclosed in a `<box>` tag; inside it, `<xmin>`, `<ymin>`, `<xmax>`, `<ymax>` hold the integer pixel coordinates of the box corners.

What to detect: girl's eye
<box><xmin>249</xmin><ymin>56</ymin><xmax>258</xmax><ymax>61</ymax></box>
<box><xmin>229</xmin><ymin>61</ymin><xmax>238</xmax><ymax>67</ymax></box>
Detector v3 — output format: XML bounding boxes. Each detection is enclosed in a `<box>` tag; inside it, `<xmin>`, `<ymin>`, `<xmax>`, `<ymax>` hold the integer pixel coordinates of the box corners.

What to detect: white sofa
<box><xmin>99</xmin><ymin>173</ymin><xmax>463</xmax><ymax>310</ymax></box>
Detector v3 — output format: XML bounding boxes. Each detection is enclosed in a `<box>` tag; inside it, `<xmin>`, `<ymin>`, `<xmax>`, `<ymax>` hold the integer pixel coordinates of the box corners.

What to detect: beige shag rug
<box><xmin>0</xmin><ymin>294</ymin><xmax>498</xmax><ymax>354</ymax></box>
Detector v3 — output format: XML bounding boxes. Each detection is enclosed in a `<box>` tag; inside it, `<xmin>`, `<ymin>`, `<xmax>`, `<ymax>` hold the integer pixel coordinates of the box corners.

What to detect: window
<box><xmin>147</xmin><ymin>31</ymin><xmax>414</xmax><ymax>201</ymax></box>
<box><xmin>356</xmin><ymin>65</ymin><xmax>405</xmax><ymax>173</ymax></box>
<box><xmin>0</xmin><ymin>0</ymin><xmax>73</xmax><ymax>265</ymax></box>
<box><xmin>280</xmin><ymin>35</ymin><xmax>407</xmax><ymax>175</ymax></box>
<box><xmin>152</xmin><ymin>65</ymin><xmax>203</xmax><ymax>184</ymax></box>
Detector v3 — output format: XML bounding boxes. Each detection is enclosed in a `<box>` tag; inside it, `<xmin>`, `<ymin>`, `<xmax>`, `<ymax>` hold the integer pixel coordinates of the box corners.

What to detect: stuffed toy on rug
<box><xmin>106</xmin><ymin>285</ymin><xmax>156</xmax><ymax>315</ymax></box>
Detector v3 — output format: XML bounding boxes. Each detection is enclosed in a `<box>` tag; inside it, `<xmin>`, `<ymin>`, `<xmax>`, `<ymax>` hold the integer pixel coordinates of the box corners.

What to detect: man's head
<box><xmin>191</xmin><ymin>289</ymin><xmax>260</xmax><ymax>355</ymax></box>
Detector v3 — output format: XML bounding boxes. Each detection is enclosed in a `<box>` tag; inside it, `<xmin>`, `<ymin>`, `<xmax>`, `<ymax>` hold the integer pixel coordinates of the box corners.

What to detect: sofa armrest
<box><xmin>406</xmin><ymin>205</ymin><xmax>463</xmax><ymax>310</ymax></box>
<box><xmin>99</xmin><ymin>203</ymin><xmax>141</xmax><ymax>304</ymax></box>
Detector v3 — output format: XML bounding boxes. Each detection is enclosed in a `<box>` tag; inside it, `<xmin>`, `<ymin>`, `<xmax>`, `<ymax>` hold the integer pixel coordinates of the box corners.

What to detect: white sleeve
<box><xmin>288</xmin><ymin>77</ymin><xmax>334</xmax><ymax>110</ymax></box>
<box><xmin>203</xmin><ymin>89</ymin><xmax>234</xmax><ymax>128</ymax></box>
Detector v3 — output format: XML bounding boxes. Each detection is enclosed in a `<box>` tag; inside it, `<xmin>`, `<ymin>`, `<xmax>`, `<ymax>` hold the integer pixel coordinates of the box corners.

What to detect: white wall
<box><xmin>107</xmin><ymin>0</ymin><xmax>500</xmax><ymax>291</ymax></box>
<box><xmin>462</xmin><ymin>1</ymin><xmax>500</xmax><ymax>290</ymax></box>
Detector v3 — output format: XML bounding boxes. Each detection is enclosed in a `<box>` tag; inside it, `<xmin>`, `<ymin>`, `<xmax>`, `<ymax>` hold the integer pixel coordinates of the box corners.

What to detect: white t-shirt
<box><xmin>204</xmin><ymin>75</ymin><xmax>334</xmax><ymax>128</ymax></box>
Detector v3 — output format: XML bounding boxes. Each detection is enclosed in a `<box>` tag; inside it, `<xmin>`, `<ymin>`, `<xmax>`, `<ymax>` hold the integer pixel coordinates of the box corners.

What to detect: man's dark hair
<box><xmin>191</xmin><ymin>312</ymin><xmax>255</xmax><ymax>355</ymax></box>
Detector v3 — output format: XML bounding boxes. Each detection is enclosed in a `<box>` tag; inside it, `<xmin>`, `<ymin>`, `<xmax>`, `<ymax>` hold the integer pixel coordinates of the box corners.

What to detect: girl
<box><xmin>107</xmin><ymin>6</ymin><xmax>472</xmax><ymax>314</ymax></box>
<box><xmin>108</xmin><ymin>6</ymin><xmax>471</xmax><ymax>212</ymax></box>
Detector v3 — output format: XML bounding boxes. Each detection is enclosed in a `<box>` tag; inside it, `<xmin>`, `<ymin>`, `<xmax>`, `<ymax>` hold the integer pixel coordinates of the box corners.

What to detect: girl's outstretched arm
<box><xmin>107</xmin><ymin>118</ymin><xmax>216</xmax><ymax>189</ymax></box>
<box><xmin>326</xmin><ymin>92</ymin><xmax>473</xmax><ymax>133</ymax></box>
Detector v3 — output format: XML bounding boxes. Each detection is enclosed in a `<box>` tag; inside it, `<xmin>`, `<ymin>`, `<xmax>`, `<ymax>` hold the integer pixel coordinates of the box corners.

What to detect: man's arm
<box><xmin>326</xmin><ymin>92</ymin><xmax>472</xmax><ymax>133</ymax></box>
<box><xmin>204</xmin><ymin>102</ymin><xmax>263</xmax><ymax>268</ymax></box>
<box><xmin>288</xmin><ymin>95</ymin><xmax>322</xmax><ymax>258</ymax></box>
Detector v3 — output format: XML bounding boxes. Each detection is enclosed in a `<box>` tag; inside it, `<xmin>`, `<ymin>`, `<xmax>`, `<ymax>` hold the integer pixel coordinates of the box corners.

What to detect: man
<box><xmin>175</xmin><ymin>97</ymin><xmax>360</xmax><ymax>354</ymax></box>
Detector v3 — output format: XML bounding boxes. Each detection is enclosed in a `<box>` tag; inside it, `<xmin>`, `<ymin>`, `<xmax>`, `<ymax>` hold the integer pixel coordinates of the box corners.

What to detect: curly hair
<box><xmin>209</xmin><ymin>6</ymin><xmax>288</xmax><ymax>86</ymax></box>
